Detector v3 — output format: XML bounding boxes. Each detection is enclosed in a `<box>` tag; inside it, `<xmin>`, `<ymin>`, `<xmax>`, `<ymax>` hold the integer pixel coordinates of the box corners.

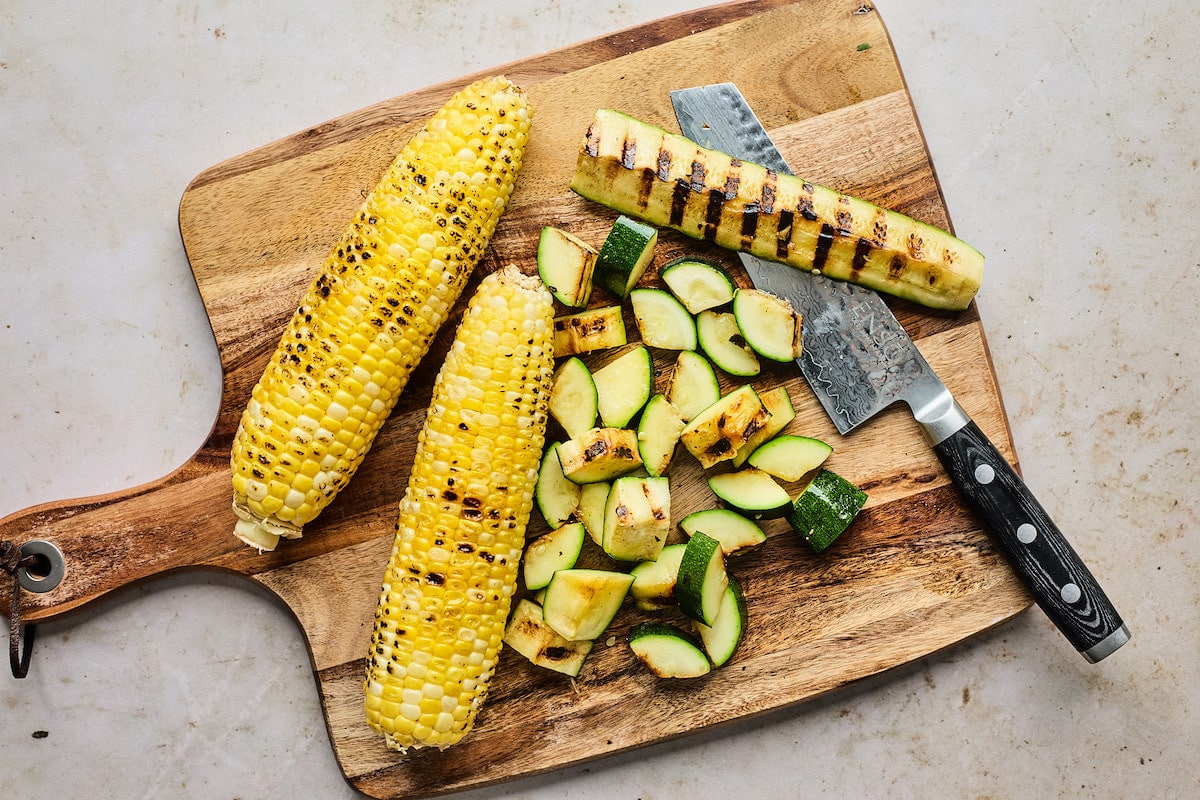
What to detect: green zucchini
<box><xmin>636</xmin><ymin>394</ymin><xmax>686</xmax><ymax>477</ymax></box>
<box><xmin>707</xmin><ymin>468</ymin><xmax>792</xmax><ymax>520</ymax></box>
<box><xmin>629</xmin><ymin>542</ymin><xmax>687</xmax><ymax>611</ymax></box>
<box><xmin>659</xmin><ymin>256</ymin><xmax>736</xmax><ymax>314</ymax></box>
<box><xmin>786</xmin><ymin>468</ymin><xmax>868</xmax><ymax>553</ymax></box>
<box><xmin>548</xmin><ymin>357</ymin><xmax>598</xmax><ymax>439</ymax></box>
<box><xmin>629</xmin><ymin>287</ymin><xmax>697</xmax><ymax>350</ymax></box>
<box><xmin>591</xmin><ymin>344</ymin><xmax>653</xmax><ymax>428</ymax></box>
<box><xmin>679</xmin><ymin>384</ymin><xmax>770</xmax><ymax>469</ymax></box>
<box><xmin>556</xmin><ymin>426</ymin><xmax>643</xmax><ymax>484</ymax></box>
<box><xmin>542</xmin><ymin>568</ymin><xmax>634</xmax><ymax>641</ymax></box>
<box><xmin>678</xmin><ymin>507</ymin><xmax>767</xmax><ymax>555</ymax></box>
<box><xmin>747</xmin><ymin>434</ymin><xmax>833</xmax><ymax>483</ymax></box>
<box><xmin>732</xmin><ymin>288</ymin><xmax>803</xmax><ymax>362</ymax></box>
<box><xmin>553</xmin><ymin>305</ymin><xmax>627</xmax><ymax>357</ymax></box>
<box><xmin>503</xmin><ymin>598</ymin><xmax>593</xmax><ymax>677</ymax></box>
<box><xmin>665</xmin><ymin>350</ymin><xmax>722</xmax><ymax>422</ymax></box>
<box><xmin>675</xmin><ymin>530</ymin><xmax>728</xmax><ymax>626</ymax></box>
<box><xmin>593</xmin><ymin>214</ymin><xmax>658</xmax><ymax>299</ymax></box>
<box><xmin>537</xmin><ymin>226</ymin><xmax>597</xmax><ymax>308</ymax></box>
<box><xmin>522</xmin><ymin>522</ymin><xmax>586</xmax><ymax>591</ymax></box>
<box><xmin>628</xmin><ymin>621</ymin><xmax>711</xmax><ymax>678</ymax></box>
<box><xmin>570</xmin><ymin>108</ymin><xmax>984</xmax><ymax>311</ymax></box>
<box><xmin>694</xmin><ymin>575</ymin><xmax>748</xmax><ymax>667</ymax></box>
<box><xmin>602</xmin><ymin>475</ymin><xmax>671</xmax><ymax>562</ymax></box>
<box><xmin>535</xmin><ymin>442</ymin><xmax>580</xmax><ymax>528</ymax></box>
<box><xmin>577</xmin><ymin>481</ymin><xmax>611</xmax><ymax>546</ymax></box>
<box><xmin>696</xmin><ymin>310</ymin><xmax>760</xmax><ymax>377</ymax></box>
<box><xmin>731</xmin><ymin>385</ymin><xmax>796</xmax><ymax>467</ymax></box>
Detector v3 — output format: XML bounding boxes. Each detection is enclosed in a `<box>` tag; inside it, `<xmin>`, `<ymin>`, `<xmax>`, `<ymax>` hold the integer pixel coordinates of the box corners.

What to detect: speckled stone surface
<box><xmin>1</xmin><ymin>2</ymin><xmax>1196</xmax><ymax>798</ymax></box>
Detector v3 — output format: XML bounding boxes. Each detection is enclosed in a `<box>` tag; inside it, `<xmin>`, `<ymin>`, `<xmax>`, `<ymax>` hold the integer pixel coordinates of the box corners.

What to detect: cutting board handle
<box><xmin>0</xmin><ymin>442</ymin><xmax>303</xmax><ymax>625</ymax></box>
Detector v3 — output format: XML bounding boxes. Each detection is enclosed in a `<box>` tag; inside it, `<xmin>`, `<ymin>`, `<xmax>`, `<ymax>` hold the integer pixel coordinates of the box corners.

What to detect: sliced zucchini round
<box><xmin>630</xmin><ymin>287</ymin><xmax>697</xmax><ymax>350</ymax></box>
<box><xmin>659</xmin><ymin>257</ymin><xmax>736</xmax><ymax>314</ymax></box>
<box><xmin>593</xmin><ymin>215</ymin><xmax>658</xmax><ymax>299</ymax></box>
<box><xmin>696</xmin><ymin>309</ymin><xmax>760</xmax><ymax>377</ymax></box>
<box><xmin>591</xmin><ymin>344</ymin><xmax>653</xmax><ymax>428</ymax></box>
<box><xmin>548</xmin><ymin>356</ymin><xmax>598</xmax><ymax>439</ymax></box>
<box><xmin>522</xmin><ymin>522</ymin><xmax>586</xmax><ymax>591</ymax></box>
<box><xmin>535</xmin><ymin>442</ymin><xmax>581</xmax><ymax>528</ymax></box>
<box><xmin>666</xmin><ymin>350</ymin><xmax>722</xmax><ymax>422</ymax></box>
<box><xmin>732</xmin><ymin>288</ymin><xmax>803</xmax><ymax>362</ymax></box>
<box><xmin>707</xmin><ymin>468</ymin><xmax>792</xmax><ymax>520</ymax></box>
<box><xmin>678</xmin><ymin>507</ymin><xmax>767</xmax><ymax>555</ymax></box>
<box><xmin>543</xmin><ymin>568</ymin><xmax>634</xmax><ymax>641</ymax></box>
<box><xmin>628</xmin><ymin>621</ymin><xmax>711</xmax><ymax>678</ymax></box>
<box><xmin>537</xmin><ymin>225</ymin><xmax>597</xmax><ymax>308</ymax></box>
<box><xmin>577</xmin><ymin>481</ymin><xmax>611</xmax><ymax>547</ymax></box>
<box><xmin>629</xmin><ymin>542</ymin><xmax>688</xmax><ymax>611</ymax></box>
<box><xmin>675</xmin><ymin>530</ymin><xmax>728</xmax><ymax>626</ymax></box>
<box><xmin>637</xmin><ymin>394</ymin><xmax>686</xmax><ymax>477</ymax></box>
<box><xmin>746</xmin><ymin>434</ymin><xmax>833</xmax><ymax>483</ymax></box>
<box><xmin>694</xmin><ymin>574</ymin><xmax>748</xmax><ymax>667</ymax></box>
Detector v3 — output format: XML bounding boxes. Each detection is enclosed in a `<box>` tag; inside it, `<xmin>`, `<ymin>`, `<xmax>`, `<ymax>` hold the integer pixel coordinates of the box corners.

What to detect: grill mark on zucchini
<box><xmin>776</xmin><ymin>209</ymin><xmax>794</xmax><ymax>260</ymax></box>
<box><xmin>852</xmin><ymin>237</ymin><xmax>873</xmax><ymax>276</ymax></box>
<box><xmin>740</xmin><ymin>202</ymin><xmax>760</xmax><ymax>247</ymax></box>
<box><xmin>813</xmin><ymin>223</ymin><xmax>835</xmax><ymax>272</ymax></box>
<box><xmin>670</xmin><ymin>178</ymin><xmax>690</xmax><ymax>227</ymax></box>
<box><xmin>798</xmin><ymin>181</ymin><xmax>818</xmax><ymax>221</ymax></box>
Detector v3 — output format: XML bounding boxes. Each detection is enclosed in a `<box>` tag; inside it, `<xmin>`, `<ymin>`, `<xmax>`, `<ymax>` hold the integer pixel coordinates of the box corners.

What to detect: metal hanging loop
<box><xmin>2</xmin><ymin>539</ymin><xmax>62</xmax><ymax>679</ymax></box>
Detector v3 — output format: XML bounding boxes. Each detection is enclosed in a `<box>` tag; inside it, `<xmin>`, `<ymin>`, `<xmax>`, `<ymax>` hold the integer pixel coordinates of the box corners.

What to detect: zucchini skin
<box><xmin>571</xmin><ymin>109</ymin><xmax>984</xmax><ymax>311</ymax></box>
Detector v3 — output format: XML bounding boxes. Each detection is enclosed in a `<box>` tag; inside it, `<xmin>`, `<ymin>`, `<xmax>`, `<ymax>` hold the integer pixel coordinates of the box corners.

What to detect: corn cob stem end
<box><xmin>231</xmin><ymin>502</ymin><xmax>300</xmax><ymax>552</ymax></box>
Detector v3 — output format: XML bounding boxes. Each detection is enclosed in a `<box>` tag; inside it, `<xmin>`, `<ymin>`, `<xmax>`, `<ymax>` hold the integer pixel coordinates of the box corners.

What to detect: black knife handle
<box><xmin>931</xmin><ymin>420</ymin><xmax>1129</xmax><ymax>661</ymax></box>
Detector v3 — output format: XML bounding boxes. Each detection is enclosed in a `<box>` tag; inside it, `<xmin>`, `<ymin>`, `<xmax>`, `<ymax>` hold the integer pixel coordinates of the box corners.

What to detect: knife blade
<box><xmin>670</xmin><ymin>83</ymin><xmax>1129</xmax><ymax>662</ymax></box>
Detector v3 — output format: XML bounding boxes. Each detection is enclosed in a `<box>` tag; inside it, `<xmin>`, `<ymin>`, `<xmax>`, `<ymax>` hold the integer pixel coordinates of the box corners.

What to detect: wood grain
<box><xmin>0</xmin><ymin>1</ymin><xmax>1031</xmax><ymax>797</ymax></box>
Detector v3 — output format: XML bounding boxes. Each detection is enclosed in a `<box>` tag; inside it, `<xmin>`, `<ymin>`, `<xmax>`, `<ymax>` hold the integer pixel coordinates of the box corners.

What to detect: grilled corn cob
<box><xmin>230</xmin><ymin>76</ymin><xmax>532</xmax><ymax>551</ymax></box>
<box><xmin>364</xmin><ymin>265</ymin><xmax>554</xmax><ymax>751</ymax></box>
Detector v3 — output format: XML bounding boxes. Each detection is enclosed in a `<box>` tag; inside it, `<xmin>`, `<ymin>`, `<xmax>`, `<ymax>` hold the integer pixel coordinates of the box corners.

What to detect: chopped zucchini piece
<box><xmin>732</xmin><ymin>385</ymin><xmax>796</xmax><ymax>467</ymax></box>
<box><xmin>602</xmin><ymin>475</ymin><xmax>671</xmax><ymax>562</ymax></box>
<box><xmin>637</xmin><ymin>394</ymin><xmax>686</xmax><ymax>477</ymax></box>
<box><xmin>747</xmin><ymin>435</ymin><xmax>833</xmax><ymax>483</ymax></box>
<box><xmin>628</xmin><ymin>621</ymin><xmax>711</xmax><ymax>678</ymax></box>
<box><xmin>678</xmin><ymin>507</ymin><xmax>767</xmax><ymax>555</ymax></box>
<box><xmin>557</xmin><ymin>427</ymin><xmax>643</xmax><ymax>484</ymax></box>
<box><xmin>679</xmin><ymin>384</ymin><xmax>770</xmax><ymax>469</ymax></box>
<box><xmin>629</xmin><ymin>287</ymin><xmax>697</xmax><ymax>350</ymax></box>
<box><xmin>548</xmin><ymin>357</ymin><xmax>598</xmax><ymax>439</ymax></box>
<box><xmin>542</xmin><ymin>568</ymin><xmax>634</xmax><ymax>641</ymax></box>
<box><xmin>707</xmin><ymin>468</ymin><xmax>792</xmax><ymax>520</ymax></box>
<box><xmin>694</xmin><ymin>575</ymin><xmax>748</xmax><ymax>667</ymax></box>
<box><xmin>553</xmin><ymin>305</ymin><xmax>627</xmax><ymax>357</ymax></box>
<box><xmin>594</xmin><ymin>215</ymin><xmax>658</xmax><ymax>299</ymax></box>
<box><xmin>522</xmin><ymin>522</ymin><xmax>586</xmax><ymax>591</ymax></box>
<box><xmin>696</xmin><ymin>309</ymin><xmax>760</xmax><ymax>376</ymax></box>
<box><xmin>786</xmin><ymin>468</ymin><xmax>868</xmax><ymax>553</ymax></box>
<box><xmin>577</xmin><ymin>481</ymin><xmax>611</xmax><ymax>546</ymax></box>
<box><xmin>538</xmin><ymin>225</ymin><xmax>597</xmax><ymax>307</ymax></box>
<box><xmin>732</xmin><ymin>288</ymin><xmax>803</xmax><ymax>362</ymax></box>
<box><xmin>504</xmin><ymin>598</ymin><xmax>593</xmax><ymax>677</ymax></box>
<box><xmin>535</xmin><ymin>442</ymin><xmax>580</xmax><ymax>528</ymax></box>
<box><xmin>675</xmin><ymin>530</ymin><xmax>728</xmax><ymax>626</ymax></box>
<box><xmin>665</xmin><ymin>350</ymin><xmax>722</xmax><ymax>423</ymax></box>
<box><xmin>629</xmin><ymin>542</ymin><xmax>688</xmax><ymax>611</ymax></box>
<box><xmin>591</xmin><ymin>344</ymin><xmax>653</xmax><ymax>428</ymax></box>
<box><xmin>660</xmin><ymin>256</ymin><xmax>735</xmax><ymax>314</ymax></box>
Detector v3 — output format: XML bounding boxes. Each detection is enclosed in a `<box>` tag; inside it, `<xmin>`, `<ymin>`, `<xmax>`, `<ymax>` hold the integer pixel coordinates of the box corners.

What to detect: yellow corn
<box><xmin>230</xmin><ymin>76</ymin><xmax>533</xmax><ymax>551</ymax></box>
<box><xmin>364</xmin><ymin>265</ymin><xmax>554</xmax><ymax>752</ymax></box>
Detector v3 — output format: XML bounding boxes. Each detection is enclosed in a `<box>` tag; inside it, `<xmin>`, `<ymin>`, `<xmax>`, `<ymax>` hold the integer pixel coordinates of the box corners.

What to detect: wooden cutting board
<box><xmin>1</xmin><ymin>0</ymin><xmax>1031</xmax><ymax>796</ymax></box>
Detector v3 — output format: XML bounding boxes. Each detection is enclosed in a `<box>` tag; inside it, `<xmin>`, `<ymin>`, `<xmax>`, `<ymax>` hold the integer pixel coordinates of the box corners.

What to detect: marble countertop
<box><xmin>2</xmin><ymin>1</ymin><xmax>1195</xmax><ymax>798</ymax></box>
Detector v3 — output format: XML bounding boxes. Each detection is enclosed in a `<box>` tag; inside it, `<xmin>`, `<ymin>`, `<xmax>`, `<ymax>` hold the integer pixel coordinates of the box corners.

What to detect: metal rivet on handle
<box><xmin>973</xmin><ymin>463</ymin><xmax>995</xmax><ymax>484</ymax></box>
<box><xmin>17</xmin><ymin>540</ymin><xmax>65</xmax><ymax>593</ymax></box>
<box><xmin>1017</xmin><ymin>523</ymin><xmax>1038</xmax><ymax>544</ymax></box>
<box><xmin>1060</xmin><ymin>583</ymin><xmax>1082</xmax><ymax>604</ymax></box>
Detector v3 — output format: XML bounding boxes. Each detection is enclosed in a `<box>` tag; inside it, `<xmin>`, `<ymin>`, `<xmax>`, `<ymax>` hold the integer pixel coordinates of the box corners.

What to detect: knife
<box><xmin>670</xmin><ymin>83</ymin><xmax>1129</xmax><ymax>662</ymax></box>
